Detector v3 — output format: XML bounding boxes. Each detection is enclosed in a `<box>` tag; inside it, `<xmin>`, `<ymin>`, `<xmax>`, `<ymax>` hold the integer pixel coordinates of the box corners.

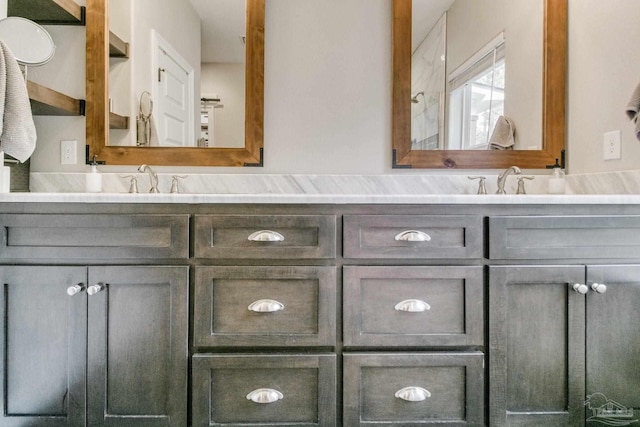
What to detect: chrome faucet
<box><xmin>496</xmin><ymin>166</ymin><xmax>522</xmax><ymax>194</ymax></box>
<box><xmin>138</xmin><ymin>164</ymin><xmax>159</xmax><ymax>193</ymax></box>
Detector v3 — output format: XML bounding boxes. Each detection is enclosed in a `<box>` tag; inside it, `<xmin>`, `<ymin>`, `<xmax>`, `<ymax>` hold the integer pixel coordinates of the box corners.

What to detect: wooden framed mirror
<box><xmin>392</xmin><ymin>0</ymin><xmax>566</xmax><ymax>169</ymax></box>
<box><xmin>86</xmin><ymin>0</ymin><xmax>264</xmax><ymax>166</ymax></box>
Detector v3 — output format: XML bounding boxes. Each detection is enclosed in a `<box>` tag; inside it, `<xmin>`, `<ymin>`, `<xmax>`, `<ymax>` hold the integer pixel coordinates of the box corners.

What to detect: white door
<box><xmin>153</xmin><ymin>33</ymin><xmax>194</xmax><ymax>147</ymax></box>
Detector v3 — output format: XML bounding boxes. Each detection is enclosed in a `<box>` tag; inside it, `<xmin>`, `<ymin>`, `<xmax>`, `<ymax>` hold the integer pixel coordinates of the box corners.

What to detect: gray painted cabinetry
<box><xmin>489</xmin><ymin>215</ymin><xmax>640</xmax><ymax>427</ymax></box>
<box><xmin>0</xmin><ymin>214</ymin><xmax>189</xmax><ymax>427</ymax></box>
<box><xmin>2</xmin><ymin>204</ymin><xmax>640</xmax><ymax>426</ymax></box>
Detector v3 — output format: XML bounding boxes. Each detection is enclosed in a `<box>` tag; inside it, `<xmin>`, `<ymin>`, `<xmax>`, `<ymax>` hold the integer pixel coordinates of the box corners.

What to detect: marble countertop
<box><xmin>2</xmin><ymin>192</ymin><xmax>640</xmax><ymax>204</ymax></box>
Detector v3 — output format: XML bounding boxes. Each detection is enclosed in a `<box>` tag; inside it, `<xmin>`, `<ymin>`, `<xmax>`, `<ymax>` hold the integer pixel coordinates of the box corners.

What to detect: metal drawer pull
<box><xmin>394</xmin><ymin>230</ymin><xmax>431</xmax><ymax>242</ymax></box>
<box><xmin>246</xmin><ymin>388</ymin><xmax>283</xmax><ymax>404</ymax></box>
<box><xmin>394</xmin><ymin>299</ymin><xmax>431</xmax><ymax>312</ymax></box>
<box><xmin>395</xmin><ymin>386</ymin><xmax>431</xmax><ymax>402</ymax></box>
<box><xmin>67</xmin><ymin>283</ymin><xmax>85</xmax><ymax>296</ymax></box>
<box><xmin>248</xmin><ymin>299</ymin><xmax>285</xmax><ymax>313</ymax></box>
<box><xmin>572</xmin><ymin>283</ymin><xmax>589</xmax><ymax>294</ymax></box>
<box><xmin>248</xmin><ymin>230</ymin><xmax>285</xmax><ymax>242</ymax></box>
<box><xmin>591</xmin><ymin>283</ymin><xmax>607</xmax><ymax>294</ymax></box>
<box><xmin>87</xmin><ymin>283</ymin><xmax>106</xmax><ymax>296</ymax></box>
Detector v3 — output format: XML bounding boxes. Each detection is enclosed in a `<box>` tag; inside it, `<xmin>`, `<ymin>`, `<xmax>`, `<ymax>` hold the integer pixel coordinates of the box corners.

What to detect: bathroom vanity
<box><xmin>0</xmin><ymin>194</ymin><xmax>639</xmax><ymax>426</ymax></box>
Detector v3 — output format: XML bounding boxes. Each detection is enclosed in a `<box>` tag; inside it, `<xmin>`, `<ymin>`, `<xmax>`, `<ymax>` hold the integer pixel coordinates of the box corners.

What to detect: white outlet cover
<box><xmin>60</xmin><ymin>140</ymin><xmax>77</xmax><ymax>165</ymax></box>
<box><xmin>603</xmin><ymin>130</ymin><xmax>621</xmax><ymax>160</ymax></box>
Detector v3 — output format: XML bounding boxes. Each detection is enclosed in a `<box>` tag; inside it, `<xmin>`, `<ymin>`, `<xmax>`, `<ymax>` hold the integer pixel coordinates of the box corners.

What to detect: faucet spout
<box><xmin>496</xmin><ymin>166</ymin><xmax>522</xmax><ymax>194</ymax></box>
<box><xmin>138</xmin><ymin>164</ymin><xmax>159</xmax><ymax>193</ymax></box>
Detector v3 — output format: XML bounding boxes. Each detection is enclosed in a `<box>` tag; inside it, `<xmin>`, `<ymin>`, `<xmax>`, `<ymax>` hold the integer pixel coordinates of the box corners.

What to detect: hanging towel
<box><xmin>0</xmin><ymin>41</ymin><xmax>36</xmax><ymax>162</ymax></box>
<box><xmin>488</xmin><ymin>115</ymin><xmax>516</xmax><ymax>150</ymax></box>
<box><xmin>625</xmin><ymin>81</ymin><xmax>640</xmax><ymax>141</ymax></box>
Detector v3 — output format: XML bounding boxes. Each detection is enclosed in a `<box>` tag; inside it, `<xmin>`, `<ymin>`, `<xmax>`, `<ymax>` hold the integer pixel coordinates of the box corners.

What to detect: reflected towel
<box><xmin>625</xmin><ymin>81</ymin><xmax>640</xmax><ymax>141</ymax></box>
<box><xmin>0</xmin><ymin>41</ymin><xmax>36</xmax><ymax>162</ymax></box>
<box><xmin>489</xmin><ymin>115</ymin><xmax>515</xmax><ymax>150</ymax></box>
<box><xmin>136</xmin><ymin>114</ymin><xmax>159</xmax><ymax>146</ymax></box>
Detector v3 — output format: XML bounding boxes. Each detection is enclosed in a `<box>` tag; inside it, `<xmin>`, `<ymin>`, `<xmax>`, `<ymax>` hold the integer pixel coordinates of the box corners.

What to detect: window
<box><xmin>448</xmin><ymin>34</ymin><xmax>505</xmax><ymax>150</ymax></box>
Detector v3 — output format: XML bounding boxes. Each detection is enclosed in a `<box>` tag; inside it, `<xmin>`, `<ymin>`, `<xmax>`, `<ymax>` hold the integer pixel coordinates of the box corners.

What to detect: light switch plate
<box><xmin>60</xmin><ymin>140</ymin><xmax>77</xmax><ymax>165</ymax></box>
<box><xmin>603</xmin><ymin>130</ymin><xmax>621</xmax><ymax>160</ymax></box>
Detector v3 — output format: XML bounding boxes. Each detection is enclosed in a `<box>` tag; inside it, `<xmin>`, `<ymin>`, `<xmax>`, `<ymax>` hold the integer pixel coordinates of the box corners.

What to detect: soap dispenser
<box><xmin>85</xmin><ymin>155</ymin><xmax>102</xmax><ymax>193</ymax></box>
<box><xmin>547</xmin><ymin>159</ymin><xmax>565</xmax><ymax>194</ymax></box>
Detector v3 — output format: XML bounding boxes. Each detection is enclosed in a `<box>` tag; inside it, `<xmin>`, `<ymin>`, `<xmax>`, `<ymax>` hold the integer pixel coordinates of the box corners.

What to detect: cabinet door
<box><xmin>86</xmin><ymin>266</ymin><xmax>188</xmax><ymax>427</ymax></box>
<box><xmin>489</xmin><ymin>266</ymin><xmax>586</xmax><ymax>426</ymax></box>
<box><xmin>585</xmin><ymin>265</ymin><xmax>640</xmax><ymax>422</ymax></box>
<box><xmin>0</xmin><ymin>266</ymin><xmax>87</xmax><ymax>427</ymax></box>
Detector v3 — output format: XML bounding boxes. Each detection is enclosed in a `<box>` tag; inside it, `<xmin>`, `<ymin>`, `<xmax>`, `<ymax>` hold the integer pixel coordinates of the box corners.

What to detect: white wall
<box><xmin>567</xmin><ymin>0</ymin><xmax>640</xmax><ymax>174</ymax></box>
<box><xmin>200</xmin><ymin>63</ymin><xmax>245</xmax><ymax>148</ymax></box>
<box><xmin>24</xmin><ymin>0</ymin><xmax>640</xmax><ymax>175</ymax></box>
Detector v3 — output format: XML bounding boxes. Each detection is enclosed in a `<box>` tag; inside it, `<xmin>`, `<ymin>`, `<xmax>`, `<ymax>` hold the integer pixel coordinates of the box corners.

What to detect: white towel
<box><xmin>625</xmin><ymin>81</ymin><xmax>640</xmax><ymax>141</ymax></box>
<box><xmin>0</xmin><ymin>41</ymin><xmax>36</xmax><ymax>162</ymax></box>
<box><xmin>489</xmin><ymin>115</ymin><xmax>516</xmax><ymax>150</ymax></box>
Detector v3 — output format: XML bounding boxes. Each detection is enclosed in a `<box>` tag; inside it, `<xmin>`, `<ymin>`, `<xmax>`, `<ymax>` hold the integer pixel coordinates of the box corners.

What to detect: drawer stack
<box><xmin>342</xmin><ymin>215</ymin><xmax>485</xmax><ymax>426</ymax></box>
<box><xmin>191</xmin><ymin>214</ymin><xmax>338</xmax><ymax>426</ymax></box>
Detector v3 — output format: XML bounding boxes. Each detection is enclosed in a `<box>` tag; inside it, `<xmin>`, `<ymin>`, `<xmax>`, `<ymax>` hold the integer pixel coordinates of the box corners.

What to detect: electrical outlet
<box><xmin>60</xmin><ymin>140</ymin><xmax>77</xmax><ymax>165</ymax></box>
<box><xmin>603</xmin><ymin>130</ymin><xmax>621</xmax><ymax>160</ymax></box>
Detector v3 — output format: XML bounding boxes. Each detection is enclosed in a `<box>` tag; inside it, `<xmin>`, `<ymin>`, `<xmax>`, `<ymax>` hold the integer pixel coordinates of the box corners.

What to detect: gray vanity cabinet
<box><xmin>0</xmin><ymin>265</ymin><xmax>188</xmax><ymax>427</ymax></box>
<box><xmin>342</xmin><ymin>214</ymin><xmax>485</xmax><ymax>426</ymax></box>
<box><xmin>489</xmin><ymin>215</ymin><xmax>640</xmax><ymax>426</ymax></box>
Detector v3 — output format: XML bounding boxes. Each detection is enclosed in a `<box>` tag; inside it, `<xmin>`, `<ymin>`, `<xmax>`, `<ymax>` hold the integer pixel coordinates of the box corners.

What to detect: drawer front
<box><xmin>0</xmin><ymin>214</ymin><xmax>189</xmax><ymax>261</ymax></box>
<box><xmin>343</xmin><ymin>215</ymin><xmax>483</xmax><ymax>259</ymax></box>
<box><xmin>343</xmin><ymin>353</ymin><xmax>484</xmax><ymax>426</ymax></box>
<box><xmin>192</xmin><ymin>354</ymin><xmax>336</xmax><ymax>426</ymax></box>
<box><xmin>343</xmin><ymin>266</ymin><xmax>483</xmax><ymax>347</ymax></box>
<box><xmin>194</xmin><ymin>215</ymin><xmax>336</xmax><ymax>259</ymax></box>
<box><xmin>490</xmin><ymin>215</ymin><xmax>640</xmax><ymax>259</ymax></box>
<box><xmin>194</xmin><ymin>266</ymin><xmax>336</xmax><ymax>347</ymax></box>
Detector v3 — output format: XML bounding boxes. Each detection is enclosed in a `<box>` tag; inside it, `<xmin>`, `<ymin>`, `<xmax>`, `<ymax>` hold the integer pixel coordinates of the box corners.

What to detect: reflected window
<box><xmin>448</xmin><ymin>35</ymin><xmax>505</xmax><ymax>150</ymax></box>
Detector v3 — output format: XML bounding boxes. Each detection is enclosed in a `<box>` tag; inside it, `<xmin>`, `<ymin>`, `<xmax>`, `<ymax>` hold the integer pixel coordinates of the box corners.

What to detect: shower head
<box><xmin>411</xmin><ymin>91</ymin><xmax>425</xmax><ymax>103</ymax></box>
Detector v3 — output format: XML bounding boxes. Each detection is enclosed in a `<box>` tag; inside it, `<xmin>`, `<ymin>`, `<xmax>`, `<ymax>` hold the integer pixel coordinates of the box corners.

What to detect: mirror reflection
<box><xmin>411</xmin><ymin>0</ymin><xmax>543</xmax><ymax>151</ymax></box>
<box><xmin>109</xmin><ymin>0</ymin><xmax>246</xmax><ymax>149</ymax></box>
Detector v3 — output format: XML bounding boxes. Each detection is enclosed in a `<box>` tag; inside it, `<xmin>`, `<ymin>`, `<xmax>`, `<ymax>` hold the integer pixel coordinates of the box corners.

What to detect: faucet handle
<box><xmin>516</xmin><ymin>176</ymin><xmax>535</xmax><ymax>195</ymax></box>
<box><xmin>170</xmin><ymin>175</ymin><xmax>187</xmax><ymax>193</ymax></box>
<box><xmin>467</xmin><ymin>176</ymin><xmax>487</xmax><ymax>194</ymax></box>
<box><xmin>119</xmin><ymin>175</ymin><xmax>139</xmax><ymax>193</ymax></box>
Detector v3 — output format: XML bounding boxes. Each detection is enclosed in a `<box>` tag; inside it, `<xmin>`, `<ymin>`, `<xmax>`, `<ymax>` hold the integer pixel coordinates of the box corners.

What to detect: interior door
<box><xmin>585</xmin><ymin>265</ymin><xmax>640</xmax><ymax>424</ymax></box>
<box><xmin>86</xmin><ymin>266</ymin><xmax>188</xmax><ymax>427</ymax></box>
<box><xmin>0</xmin><ymin>266</ymin><xmax>87</xmax><ymax>427</ymax></box>
<box><xmin>156</xmin><ymin>44</ymin><xmax>193</xmax><ymax>147</ymax></box>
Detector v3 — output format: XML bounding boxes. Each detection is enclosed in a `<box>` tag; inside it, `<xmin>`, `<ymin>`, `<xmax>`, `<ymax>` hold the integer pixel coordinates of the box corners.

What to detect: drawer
<box><xmin>192</xmin><ymin>354</ymin><xmax>336</xmax><ymax>426</ymax></box>
<box><xmin>0</xmin><ymin>214</ymin><xmax>189</xmax><ymax>261</ymax></box>
<box><xmin>343</xmin><ymin>352</ymin><xmax>484</xmax><ymax>426</ymax></box>
<box><xmin>194</xmin><ymin>214</ymin><xmax>336</xmax><ymax>259</ymax></box>
<box><xmin>343</xmin><ymin>215</ymin><xmax>483</xmax><ymax>259</ymax></box>
<box><xmin>193</xmin><ymin>266</ymin><xmax>336</xmax><ymax>347</ymax></box>
<box><xmin>490</xmin><ymin>215</ymin><xmax>640</xmax><ymax>259</ymax></box>
<box><xmin>343</xmin><ymin>266</ymin><xmax>483</xmax><ymax>347</ymax></box>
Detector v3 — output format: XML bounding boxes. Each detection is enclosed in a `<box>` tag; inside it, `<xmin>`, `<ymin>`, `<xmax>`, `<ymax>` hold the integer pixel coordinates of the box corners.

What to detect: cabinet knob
<box><xmin>394</xmin><ymin>386</ymin><xmax>431</xmax><ymax>402</ymax></box>
<box><xmin>248</xmin><ymin>299</ymin><xmax>285</xmax><ymax>313</ymax></box>
<box><xmin>248</xmin><ymin>230</ymin><xmax>285</xmax><ymax>242</ymax></box>
<box><xmin>572</xmin><ymin>283</ymin><xmax>589</xmax><ymax>294</ymax></box>
<box><xmin>394</xmin><ymin>299</ymin><xmax>431</xmax><ymax>312</ymax></box>
<box><xmin>66</xmin><ymin>283</ymin><xmax>85</xmax><ymax>296</ymax></box>
<box><xmin>591</xmin><ymin>283</ymin><xmax>607</xmax><ymax>294</ymax></box>
<box><xmin>87</xmin><ymin>283</ymin><xmax>106</xmax><ymax>296</ymax></box>
<box><xmin>246</xmin><ymin>388</ymin><xmax>283</xmax><ymax>404</ymax></box>
<box><xmin>394</xmin><ymin>230</ymin><xmax>431</xmax><ymax>242</ymax></box>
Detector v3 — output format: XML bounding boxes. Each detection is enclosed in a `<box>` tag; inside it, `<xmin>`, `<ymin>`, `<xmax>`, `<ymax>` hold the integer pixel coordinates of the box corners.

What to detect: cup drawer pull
<box><xmin>248</xmin><ymin>230</ymin><xmax>285</xmax><ymax>242</ymax></box>
<box><xmin>394</xmin><ymin>230</ymin><xmax>431</xmax><ymax>242</ymax></box>
<box><xmin>394</xmin><ymin>299</ymin><xmax>431</xmax><ymax>312</ymax></box>
<box><xmin>248</xmin><ymin>299</ymin><xmax>285</xmax><ymax>313</ymax></box>
<box><xmin>246</xmin><ymin>388</ymin><xmax>284</xmax><ymax>404</ymax></box>
<box><xmin>394</xmin><ymin>386</ymin><xmax>431</xmax><ymax>402</ymax></box>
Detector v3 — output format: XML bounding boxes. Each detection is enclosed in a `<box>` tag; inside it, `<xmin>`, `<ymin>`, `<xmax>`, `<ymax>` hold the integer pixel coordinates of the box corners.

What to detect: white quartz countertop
<box><xmin>2</xmin><ymin>192</ymin><xmax>640</xmax><ymax>204</ymax></box>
